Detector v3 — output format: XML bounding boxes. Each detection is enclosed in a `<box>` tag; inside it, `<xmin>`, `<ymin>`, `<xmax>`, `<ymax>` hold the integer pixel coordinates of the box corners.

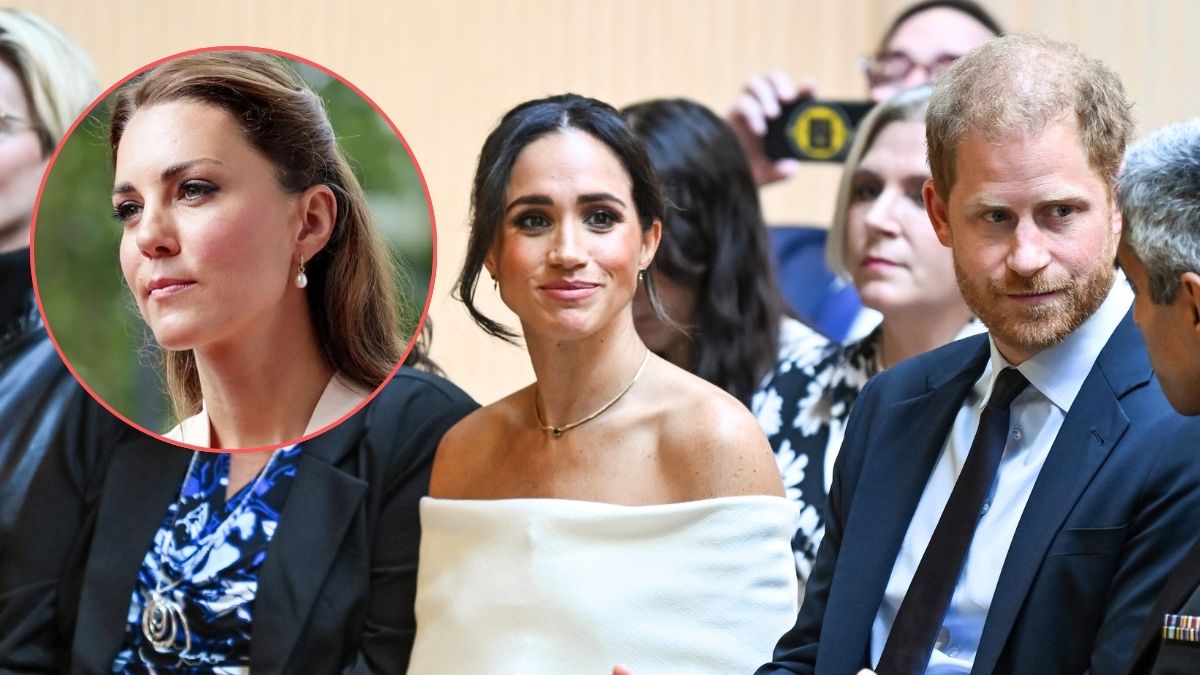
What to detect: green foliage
<box><xmin>33</xmin><ymin>58</ymin><xmax>432</xmax><ymax>432</ymax></box>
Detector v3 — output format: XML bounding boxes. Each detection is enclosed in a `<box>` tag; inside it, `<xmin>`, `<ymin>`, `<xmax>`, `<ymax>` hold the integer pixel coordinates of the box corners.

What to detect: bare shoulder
<box><xmin>429</xmin><ymin>386</ymin><xmax>529</xmax><ymax>497</ymax></box>
<box><xmin>646</xmin><ymin>360</ymin><xmax>784</xmax><ymax>499</ymax></box>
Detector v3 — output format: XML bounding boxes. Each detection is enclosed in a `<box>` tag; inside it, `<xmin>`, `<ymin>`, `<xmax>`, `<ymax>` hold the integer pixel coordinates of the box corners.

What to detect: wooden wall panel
<box><xmin>16</xmin><ymin>0</ymin><xmax>1198</xmax><ymax>402</ymax></box>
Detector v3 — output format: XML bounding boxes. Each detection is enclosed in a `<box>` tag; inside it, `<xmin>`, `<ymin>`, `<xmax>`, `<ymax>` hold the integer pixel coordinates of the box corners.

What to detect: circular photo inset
<box><xmin>32</xmin><ymin>47</ymin><xmax>435</xmax><ymax>451</ymax></box>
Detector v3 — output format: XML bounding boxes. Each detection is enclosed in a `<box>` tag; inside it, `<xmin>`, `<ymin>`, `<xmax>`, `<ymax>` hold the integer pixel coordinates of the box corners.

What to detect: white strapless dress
<box><xmin>407</xmin><ymin>495</ymin><xmax>799</xmax><ymax>674</ymax></box>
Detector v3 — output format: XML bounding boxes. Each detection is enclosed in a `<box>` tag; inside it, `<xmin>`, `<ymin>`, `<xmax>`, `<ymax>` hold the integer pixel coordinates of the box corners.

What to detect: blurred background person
<box><xmin>411</xmin><ymin>93</ymin><xmax>796</xmax><ymax>674</ymax></box>
<box><xmin>755</xmin><ymin>85</ymin><xmax>978</xmax><ymax>589</ymax></box>
<box><xmin>0</xmin><ymin>8</ymin><xmax>106</xmax><ymax>540</ymax></box>
<box><xmin>622</xmin><ymin>97</ymin><xmax>829</xmax><ymax>408</ymax></box>
<box><xmin>1116</xmin><ymin>117</ymin><xmax>1200</xmax><ymax>675</ymax></box>
<box><xmin>729</xmin><ymin>0</ymin><xmax>1001</xmax><ymax>341</ymax></box>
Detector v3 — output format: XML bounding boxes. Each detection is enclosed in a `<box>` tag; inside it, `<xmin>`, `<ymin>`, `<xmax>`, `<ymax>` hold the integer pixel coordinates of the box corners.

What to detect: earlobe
<box><xmin>295</xmin><ymin>184</ymin><xmax>337</xmax><ymax>256</ymax></box>
<box><xmin>483</xmin><ymin>255</ymin><xmax>496</xmax><ymax>282</ymax></box>
<box><xmin>924</xmin><ymin>180</ymin><xmax>952</xmax><ymax>247</ymax></box>
<box><xmin>639</xmin><ymin>219</ymin><xmax>663</xmax><ymax>269</ymax></box>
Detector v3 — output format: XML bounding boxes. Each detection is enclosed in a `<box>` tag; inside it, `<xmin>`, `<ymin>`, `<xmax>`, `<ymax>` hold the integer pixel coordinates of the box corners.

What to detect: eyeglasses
<box><xmin>862</xmin><ymin>51</ymin><xmax>962</xmax><ymax>88</ymax></box>
<box><xmin>0</xmin><ymin>109</ymin><xmax>33</xmax><ymax>135</ymax></box>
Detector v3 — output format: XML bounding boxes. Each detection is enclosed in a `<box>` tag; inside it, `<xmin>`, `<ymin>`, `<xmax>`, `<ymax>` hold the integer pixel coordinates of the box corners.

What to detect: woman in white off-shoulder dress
<box><xmin>407</xmin><ymin>94</ymin><xmax>799</xmax><ymax>674</ymax></box>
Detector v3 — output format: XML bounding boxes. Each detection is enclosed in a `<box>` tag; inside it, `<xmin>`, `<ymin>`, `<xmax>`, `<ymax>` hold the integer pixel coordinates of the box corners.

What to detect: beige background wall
<box><xmin>19</xmin><ymin>0</ymin><xmax>1200</xmax><ymax>404</ymax></box>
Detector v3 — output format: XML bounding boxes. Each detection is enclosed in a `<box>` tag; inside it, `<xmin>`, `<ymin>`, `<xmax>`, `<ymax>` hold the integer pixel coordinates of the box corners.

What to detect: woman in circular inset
<box><xmin>757</xmin><ymin>85</ymin><xmax>980</xmax><ymax>591</ymax></box>
<box><xmin>620</xmin><ymin>97</ymin><xmax>829</xmax><ymax>404</ymax></box>
<box><xmin>110</xmin><ymin>52</ymin><xmax>402</xmax><ymax>450</ymax></box>
<box><xmin>407</xmin><ymin>94</ymin><xmax>797</xmax><ymax>674</ymax></box>
<box><xmin>0</xmin><ymin>50</ymin><xmax>476</xmax><ymax>672</ymax></box>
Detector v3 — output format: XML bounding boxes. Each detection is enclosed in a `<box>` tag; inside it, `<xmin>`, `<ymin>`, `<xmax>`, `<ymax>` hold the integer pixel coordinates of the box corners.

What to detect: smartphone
<box><xmin>763</xmin><ymin>99</ymin><xmax>874</xmax><ymax>163</ymax></box>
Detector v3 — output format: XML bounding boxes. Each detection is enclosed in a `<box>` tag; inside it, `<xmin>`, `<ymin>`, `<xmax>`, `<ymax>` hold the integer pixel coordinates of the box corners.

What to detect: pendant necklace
<box><xmin>534</xmin><ymin>350</ymin><xmax>650</xmax><ymax>438</ymax></box>
<box><xmin>141</xmin><ymin>448</ymin><xmax>282</xmax><ymax>658</ymax></box>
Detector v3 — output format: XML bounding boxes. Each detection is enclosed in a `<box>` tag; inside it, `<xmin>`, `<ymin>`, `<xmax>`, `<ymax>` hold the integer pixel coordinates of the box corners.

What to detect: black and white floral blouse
<box><xmin>753</xmin><ymin>327</ymin><xmax>881</xmax><ymax>583</ymax></box>
<box><xmin>753</xmin><ymin>322</ymin><xmax>983</xmax><ymax>585</ymax></box>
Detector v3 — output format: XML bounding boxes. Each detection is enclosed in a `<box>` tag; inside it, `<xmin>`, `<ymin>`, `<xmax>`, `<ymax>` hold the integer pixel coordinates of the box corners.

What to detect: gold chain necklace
<box><xmin>534</xmin><ymin>350</ymin><xmax>650</xmax><ymax>438</ymax></box>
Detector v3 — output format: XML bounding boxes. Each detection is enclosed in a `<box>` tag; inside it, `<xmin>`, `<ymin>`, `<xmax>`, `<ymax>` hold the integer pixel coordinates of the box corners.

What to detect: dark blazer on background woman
<box><xmin>0</xmin><ymin>367</ymin><xmax>477</xmax><ymax>674</ymax></box>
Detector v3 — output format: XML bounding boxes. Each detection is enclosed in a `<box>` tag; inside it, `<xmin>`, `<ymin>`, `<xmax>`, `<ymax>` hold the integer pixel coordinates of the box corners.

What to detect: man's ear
<box><xmin>924</xmin><ymin>179</ymin><xmax>952</xmax><ymax>247</ymax></box>
<box><xmin>1181</xmin><ymin>271</ymin><xmax>1200</xmax><ymax>330</ymax></box>
<box><xmin>295</xmin><ymin>184</ymin><xmax>337</xmax><ymax>257</ymax></box>
<box><xmin>1110</xmin><ymin>189</ymin><xmax>1124</xmax><ymax>241</ymax></box>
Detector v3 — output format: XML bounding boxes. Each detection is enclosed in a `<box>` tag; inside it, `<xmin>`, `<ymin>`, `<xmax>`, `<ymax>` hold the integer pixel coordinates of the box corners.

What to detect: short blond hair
<box><xmin>926</xmin><ymin>33</ymin><xmax>1133</xmax><ymax>199</ymax></box>
<box><xmin>0</xmin><ymin>9</ymin><xmax>97</xmax><ymax>155</ymax></box>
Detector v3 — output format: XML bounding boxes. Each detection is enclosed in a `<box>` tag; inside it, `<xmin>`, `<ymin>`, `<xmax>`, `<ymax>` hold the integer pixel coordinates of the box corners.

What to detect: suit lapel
<box><xmin>823</xmin><ymin>340</ymin><xmax>989</xmax><ymax>669</ymax></box>
<box><xmin>72</xmin><ymin>434</ymin><xmax>192</xmax><ymax>671</ymax></box>
<box><xmin>973</xmin><ymin>315</ymin><xmax>1145</xmax><ymax>675</ymax></box>
<box><xmin>250</xmin><ymin>416</ymin><xmax>368</xmax><ymax>671</ymax></box>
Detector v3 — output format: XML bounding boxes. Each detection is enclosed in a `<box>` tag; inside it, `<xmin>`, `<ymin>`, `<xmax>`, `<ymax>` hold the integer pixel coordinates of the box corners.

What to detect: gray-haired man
<box><xmin>1117</xmin><ymin>117</ymin><xmax>1200</xmax><ymax>675</ymax></box>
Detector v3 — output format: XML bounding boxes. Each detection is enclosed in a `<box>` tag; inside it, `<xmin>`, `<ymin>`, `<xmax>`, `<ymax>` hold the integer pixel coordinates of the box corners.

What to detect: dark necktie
<box><xmin>876</xmin><ymin>367</ymin><xmax>1030</xmax><ymax>675</ymax></box>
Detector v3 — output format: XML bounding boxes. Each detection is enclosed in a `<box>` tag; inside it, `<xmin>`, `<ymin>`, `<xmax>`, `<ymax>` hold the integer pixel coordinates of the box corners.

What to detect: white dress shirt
<box><xmin>870</xmin><ymin>274</ymin><xmax>1133</xmax><ymax>673</ymax></box>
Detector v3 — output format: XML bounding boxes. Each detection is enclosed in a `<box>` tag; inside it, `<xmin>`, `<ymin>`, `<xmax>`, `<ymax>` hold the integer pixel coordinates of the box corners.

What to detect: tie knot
<box><xmin>987</xmin><ymin>367</ymin><xmax>1030</xmax><ymax>409</ymax></box>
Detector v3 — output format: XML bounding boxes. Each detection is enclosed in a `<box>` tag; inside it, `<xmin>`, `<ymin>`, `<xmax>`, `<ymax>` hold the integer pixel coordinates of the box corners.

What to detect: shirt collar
<box><xmin>982</xmin><ymin>269</ymin><xmax>1132</xmax><ymax>412</ymax></box>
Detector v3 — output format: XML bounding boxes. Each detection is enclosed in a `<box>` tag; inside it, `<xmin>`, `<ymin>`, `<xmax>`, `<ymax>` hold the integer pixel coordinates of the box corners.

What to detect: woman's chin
<box><xmin>149</xmin><ymin>324</ymin><xmax>203</xmax><ymax>352</ymax></box>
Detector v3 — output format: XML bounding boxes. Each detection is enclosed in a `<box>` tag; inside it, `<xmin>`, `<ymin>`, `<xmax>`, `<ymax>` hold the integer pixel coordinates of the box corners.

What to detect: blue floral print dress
<box><xmin>110</xmin><ymin>445</ymin><xmax>303</xmax><ymax>673</ymax></box>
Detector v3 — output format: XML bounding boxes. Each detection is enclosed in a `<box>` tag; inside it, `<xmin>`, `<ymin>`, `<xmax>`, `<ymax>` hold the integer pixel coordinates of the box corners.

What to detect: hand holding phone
<box><xmin>764</xmin><ymin>99</ymin><xmax>874</xmax><ymax>163</ymax></box>
<box><xmin>726</xmin><ymin>71</ymin><xmax>813</xmax><ymax>187</ymax></box>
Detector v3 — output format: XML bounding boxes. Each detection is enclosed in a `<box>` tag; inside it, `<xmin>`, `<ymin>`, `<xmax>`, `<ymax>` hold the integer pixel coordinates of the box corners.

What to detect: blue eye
<box><xmin>1049</xmin><ymin>204</ymin><xmax>1074</xmax><ymax>218</ymax></box>
<box><xmin>180</xmin><ymin>180</ymin><xmax>217</xmax><ymax>202</ymax></box>
<box><xmin>112</xmin><ymin>201</ymin><xmax>142</xmax><ymax>224</ymax></box>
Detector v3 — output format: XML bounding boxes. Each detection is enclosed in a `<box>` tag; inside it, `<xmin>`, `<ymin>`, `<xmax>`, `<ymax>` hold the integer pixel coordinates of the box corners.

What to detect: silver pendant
<box><xmin>142</xmin><ymin>588</ymin><xmax>192</xmax><ymax>655</ymax></box>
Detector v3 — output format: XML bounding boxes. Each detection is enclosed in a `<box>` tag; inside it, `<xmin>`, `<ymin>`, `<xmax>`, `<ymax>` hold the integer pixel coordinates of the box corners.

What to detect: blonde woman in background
<box><xmin>0</xmin><ymin>8</ymin><xmax>105</xmax><ymax>536</ymax></box>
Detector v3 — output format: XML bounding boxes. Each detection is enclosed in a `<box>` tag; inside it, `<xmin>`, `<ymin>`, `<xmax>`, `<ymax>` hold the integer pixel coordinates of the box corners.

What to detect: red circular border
<box><xmin>29</xmin><ymin>44</ymin><xmax>439</xmax><ymax>454</ymax></box>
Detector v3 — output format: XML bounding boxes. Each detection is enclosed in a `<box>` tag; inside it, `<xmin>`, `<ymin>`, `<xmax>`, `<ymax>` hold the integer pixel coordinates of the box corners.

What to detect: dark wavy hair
<box><xmin>622</xmin><ymin>98</ymin><xmax>790</xmax><ymax>405</ymax></box>
<box><xmin>457</xmin><ymin>93</ymin><xmax>670</xmax><ymax>342</ymax></box>
<box><xmin>108</xmin><ymin>51</ymin><xmax>417</xmax><ymax>422</ymax></box>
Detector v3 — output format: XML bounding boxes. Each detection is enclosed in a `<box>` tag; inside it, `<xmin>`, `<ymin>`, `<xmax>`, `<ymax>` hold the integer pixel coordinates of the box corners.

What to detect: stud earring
<box><xmin>295</xmin><ymin>254</ymin><xmax>308</xmax><ymax>289</ymax></box>
<box><xmin>638</xmin><ymin>269</ymin><xmax>646</xmax><ymax>283</ymax></box>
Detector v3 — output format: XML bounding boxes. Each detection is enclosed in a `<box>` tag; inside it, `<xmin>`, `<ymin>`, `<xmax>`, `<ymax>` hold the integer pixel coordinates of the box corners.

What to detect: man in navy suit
<box><xmin>1116</xmin><ymin>119</ymin><xmax>1200</xmax><ymax>674</ymax></box>
<box><xmin>758</xmin><ymin>34</ymin><xmax>1200</xmax><ymax>675</ymax></box>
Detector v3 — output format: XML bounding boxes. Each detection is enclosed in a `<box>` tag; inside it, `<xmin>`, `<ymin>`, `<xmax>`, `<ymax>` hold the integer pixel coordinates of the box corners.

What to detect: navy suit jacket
<box><xmin>758</xmin><ymin>312</ymin><xmax>1200</xmax><ymax>675</ymax></box>
<box><xmin>1127</xmin><ymin>423</ymin><xmax>1200</xmax><ymax>674</ymax></box>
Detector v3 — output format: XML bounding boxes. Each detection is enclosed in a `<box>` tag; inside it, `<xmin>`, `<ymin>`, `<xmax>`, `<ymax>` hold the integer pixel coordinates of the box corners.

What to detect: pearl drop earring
<box><xmin>295</xmin><ymin>254</ymin><xmax>308</xmax><ymax>289</ymax></box>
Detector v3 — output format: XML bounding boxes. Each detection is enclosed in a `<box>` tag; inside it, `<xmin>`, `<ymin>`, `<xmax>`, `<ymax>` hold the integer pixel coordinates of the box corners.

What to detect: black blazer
<box><xmin>758</xmin><ymin>313</ymin><xmax>1200</xmax><ymax>675</ymax></box>
<box><xmin>0</xmin><ymin>367</ymin><xmax>477</xmax><ymax>674</ymax></box>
